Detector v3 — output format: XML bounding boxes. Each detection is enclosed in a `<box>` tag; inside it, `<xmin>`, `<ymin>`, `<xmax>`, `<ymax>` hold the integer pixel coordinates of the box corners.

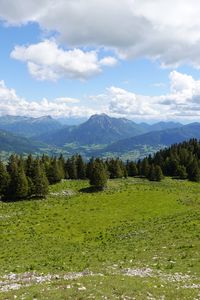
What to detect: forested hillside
<box><xmin>103</xmin><ymin>123</ymin><xmax>200</xmax><ymax>154</ymax></box>
<box><xmin>0</xmin><ymin>129</ymin><xmax>40</xmax><ymax>153</ymax></box>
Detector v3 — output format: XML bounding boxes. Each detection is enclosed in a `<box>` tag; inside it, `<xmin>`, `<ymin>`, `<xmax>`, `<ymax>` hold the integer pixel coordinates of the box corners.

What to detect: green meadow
<box><xmin>1</xmin><ymin>178</ymin><xmax>200</xmax><ymax>299</ymax></box>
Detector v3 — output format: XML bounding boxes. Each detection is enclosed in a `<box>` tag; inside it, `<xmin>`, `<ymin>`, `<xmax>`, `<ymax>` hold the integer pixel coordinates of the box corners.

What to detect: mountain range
<box><xmin>36</xmin><ymin>114</ymin><xmax>150</xmax><ymax>146</ymax></box>
<box><xmin>0</xmin><ymin>115</ymin><xmax>62</xmax><ymax>137</ymax></box>
<box><xmin>1</xmin><ymin>113</ymin><xmax>200</xmax><ymax>159</ymax></box>
<box><xmin>102</xmin><ymin>122</ymin><xmax>200</xmax><ymax>154</ymax></box>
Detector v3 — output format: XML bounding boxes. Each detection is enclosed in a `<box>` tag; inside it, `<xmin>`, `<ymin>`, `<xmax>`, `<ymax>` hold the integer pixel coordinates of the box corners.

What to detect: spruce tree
<box><xmin>6</xmin><ymin>157</ymin><xmax>28</xmax><ymax>200</ymax></box>
<box><xmin>31</xmin><ymin>160</ymin><xmax>49</xmax><ymax>197</ymax></box>
<box><xmin>25</xmin><ymin>154</ymin><xmax>35</xmax><ymax>178</ymax></box>
<box><xmin>148</xmin><ymin>164</ymin><xmax>156</xmax><ymax>181</ymax></box>
<box><xmin>176</xmin><ymin>165</ymin><xmax>187</xmax><ymax>179</ymax></box>
<box><xmin>86</xmin><ymin>157</ymin><xmax>94</xmax><ymax>179</ymax></box>
<box><xmin>141</xmin><ymin>158</ymin><xmax>150</xmax><ymax>177</ymax></box>
<box><xmin>16</xmin><ymin>160</ymin><xmax>29</xmax><ymax>199</ymax></box>
<box><xmin>154</xmin><ymin>165</ymin><xmax>164</xmax><ymax>181</ymax></box>
<box><xmin>0</xmin><ymin>160</ymin><xmax>9</xmax><ymax>198</ymax></box>
<box><xmin>107</xmin><ymin>158</ymin><xmax>124</xmax><ymax>179</ymax></box>
<box><xmin>89</xmin><ymin>160</ymin><xmax>108</xmax><ymax>190</ymax></box>
<box><xmin>47</xmin><ymin>157</ymin><xmax>62</xmax><ymax>184</ymax></box>
<box><xmin>76</xmin><ymin>155</ymin><xmax>86</xmax><ymax>179</ymax></box>
<box><xmin>187</xmin><ymin>159</ymin><xmax>200</xmax><ymax>182</ymax></box>
<box><xmin>127</xmin><ymin>161</ymin><xmax>138</xmax><ymax>177</ymax></box>
<box><xmin>58</xmin><ymin>154</ymin><xmax>65</xmax><ymax>179</ymax></box>
<box><xmin>66</xmin><ymin>157</ymin><xmax>78</xmax><ymax>179</ymax></box>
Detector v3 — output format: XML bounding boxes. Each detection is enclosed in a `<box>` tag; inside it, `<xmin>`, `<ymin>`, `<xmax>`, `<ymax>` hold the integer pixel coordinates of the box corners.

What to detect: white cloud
<box><xmin>92</xmin><ymin>71</ymin><xmax>200</xmax><ymax>120</ymax></box>
<box><xmin>2</xmin><ymin>71</ymin><xmax>200</xmax><ymax>121</ymax></box>
<box><xmin>11</xmin><ymin>40</ymin><xmax>117</xmax><ymax>81</ymax></box>
<box><xmin>108</xmin><ymin>86</ymin><xmax>157</xmax><ymax>116</ymax></box>
<box><xmin>0</xmin><ymin>80</ymin><xmax>96</xmax><ymax>117</ymax></box>
<box><xmin>2</xmin><ymin>1</ymin><xmax>200</xmax><ymax>68</ymax></box>
<box><xmin>169</xmin><ymin>71</ymin><xmax>196</xmax><ymax>93</ymax></box>
<box><xmin>54</xmin><ymin>97</ymin><xmax>80</xmax><ymax>104</ymax></box>
<box><xmin>99</xmin><ymin>57</ymin><xmax>118</xmax><ymax>67</ymax></box>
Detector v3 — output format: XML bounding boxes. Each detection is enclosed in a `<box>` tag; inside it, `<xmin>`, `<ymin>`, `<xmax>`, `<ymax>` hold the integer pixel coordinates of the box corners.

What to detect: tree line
<box><xmin>1</xmin><ymin>139</ymin><xmax>199</xmax><ymax>201</ymax></box>
<box><xmin>145</xmin><ymin>138</ymin><xmax>200</xmax><ymax>181</ymax></box>
<box><xmin>0</xmin><ymin>153</ymin><xmax>163</xmax><ymax>201</ymax></box>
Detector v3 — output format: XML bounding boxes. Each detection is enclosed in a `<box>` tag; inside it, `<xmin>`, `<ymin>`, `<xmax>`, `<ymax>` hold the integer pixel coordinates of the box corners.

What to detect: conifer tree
<box><xmin>31</xmin><ymin>159</ymin><xmax>49</xmax><ymax>197</ymax></box>
<box><xmin>89</xmin><ymin>159</ymin><xmax>108</xmax><ymax>190</ymax></box>
<box><xmin>25</xmin><ymin>154</ymin><xmax>35</xmax><ymax>178</ymax></box>
<box><xmin>187</xmin><ymin>159</ymin><xmax>200</xmax><ymax>182</ymax></box>
<box><xmin>86</xmin><ymin>157</ymin><xmax>94</xmax><ymax>179</ymax></box>
<box><xmin>58</xmin><ymin>154</ymin><xmax>65</xmax><ymax>179</ymax></box>
<box><xmin>47</xmin><ymin>157</ymin><xmax>62</xmax><ymax>184</ymax></box>
<box><xmin>66</xmin><ymin>156</ymin><xmax>78</xmax><ymax>179</ymax></box>
<box><xmin>154</xmin><ymin>165</ymin><xmax>164</xmax><ymax>181</ymax></box>
<box><xmin>141</xmin><ymin>158</ymin><xmax>150</xmax><ymax>177</ymax></box>
<box><xmin>148</xmin><ymin>164</ymin><xmax>156</xmax><ymax>181</ymax></box>
<box><xmin>107</xmin><ymin>158</ymin><xmax>124</xmax><ymax>178</ymax></box>
<box><xmin>76</xmin><ymin>155</ymin><xmax>86</xmax><ymax>179</ymax></box>
<box><xmin>127</xmin><ymin>161</ymin><xmax>138</xmax><ymax>177</ymax></box>
<box><xmin>0</xmin><ymin>160</ymin><xmax>9</xmax><ymax>198</ymax></box>
<box><xmin>6</xmin><ymin>157</ymin><xmax>28</xmax><ymax>200</ymax></box>
<box><xmin>176</xmin><ymin>165</ymin><xmax>187</xmax><ymax>179</ymax></box>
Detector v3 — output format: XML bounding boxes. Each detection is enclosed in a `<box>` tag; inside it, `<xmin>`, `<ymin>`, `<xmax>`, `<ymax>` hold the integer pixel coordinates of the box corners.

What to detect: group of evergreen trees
<box><xmin>1</xmin><ymin>139</ymin><xmax>200</xmax><ymax>201</ymax></box>
<box><xmin>145</xmin><ymin>138</ymin><xmax>200</xmax><ymax>182</ymax></box>
<box><xmin>0</xmin><ymin>153</ymin><xmax>162</xmax><ymax>201</ymax></box>
<box><xmin>0</xmin><ymin>154</ymin><xmax>108</xmax><ymax>201</ymax></box>
<box><xmin>0</xmin><ymin>154</ymin><xmax>49</xmax><ymax>201</ymax></box>
<box><xmin>134</xmin><ymin>157</ymin><xmax>164</xmax><ymax>181</ymax></box>
<box><xmin>0</xmin><ymin>153</ymin><xmax>164</xmax><ymax>201</ymax></box>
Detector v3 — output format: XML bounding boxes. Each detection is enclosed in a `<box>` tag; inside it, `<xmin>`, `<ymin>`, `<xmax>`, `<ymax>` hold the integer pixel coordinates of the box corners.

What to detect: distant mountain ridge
<box><xmin>0</xmin><ymin>114</ymin><xmax>193</xmax><ymax>158</ymax></box>
<box><xmin>37</xmin><ymin>113</ymin><xmax>148</xmax><ymax>146</ymax></box>
<box><xmin>148</xmin><ymin>121</ymin><xmax>182</xmax><ymax>132</ymax></box>
<box><xmin>101</xmin><ymin>122</ymin><xmax>200</xmax><ymax>154</ymax></box>
<box><xmin>0</xmin><ymin>115</ymin><xmax>62</xmax><ymax>137</ymax></box>
<box><xmin>36</xmin><ymin>114</ymin><xmax>183</xmax><ymax>146</ymax></box>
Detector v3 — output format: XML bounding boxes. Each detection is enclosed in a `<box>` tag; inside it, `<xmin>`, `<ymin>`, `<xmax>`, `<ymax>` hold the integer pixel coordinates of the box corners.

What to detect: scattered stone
<box><xmin>78</xmin><ymin>286</ymin><xmax>86</xmax><ymax>291</ymax></box>
<box><xmin>123</xmin><ymin>268</ymin><xmax>153</xmax><ymax>277</ymax></box>
<box><xmin>50</xmin><ymin>190</ymin><xmax>76</xmax><ymax>197</ymax></box>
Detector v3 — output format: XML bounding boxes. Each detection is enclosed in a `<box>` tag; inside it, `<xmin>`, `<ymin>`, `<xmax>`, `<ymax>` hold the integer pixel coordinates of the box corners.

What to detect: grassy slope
<box><xmin>1</xmin><ymin>178</ymin><xmax>200</xmax><ymax>299</ymax></box>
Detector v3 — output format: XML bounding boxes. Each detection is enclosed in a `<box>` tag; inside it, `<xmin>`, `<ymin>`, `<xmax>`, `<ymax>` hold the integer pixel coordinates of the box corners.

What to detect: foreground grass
<box><xmin>1</xmin><ymin>178</ymin><xmax>200</xmax><ymax>299</ymax></box>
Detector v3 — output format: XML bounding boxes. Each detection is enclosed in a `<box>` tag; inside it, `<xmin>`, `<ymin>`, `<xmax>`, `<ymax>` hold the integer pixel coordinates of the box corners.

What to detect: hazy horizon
<box><xmin>0</xmin><ymin>112</ymin><xmax>195</xmax><ymax>126</ymax></box>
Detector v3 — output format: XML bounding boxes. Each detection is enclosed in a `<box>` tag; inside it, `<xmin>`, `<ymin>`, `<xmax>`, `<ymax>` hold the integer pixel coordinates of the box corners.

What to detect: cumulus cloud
<box><xmin>11</xmin><ymin>40</ymin><xmax>117</xmax><ymax>81</ymax></box>
<box><xmin>2</xmin><ymin>0</ymin><xmax>200</xmax><ymax>68</ymax></box>
<box><xmin>0</xmin><ymin>80</ymin><xmax>96</xmax><ymax>117</ymax></box>
<box><xmin>2</xmin><ymin>71</ymin><xmax>200</xmax><ymax>120</ymax></box>
<box><xmin>108</xmin><ymin>87</ymin><xmax>157</xmax><ymax>116</ymax></box>
<box><xmin>91</xmin><ymin>71</ymin><xmax>200</xmax><ymax>120</ymax></box>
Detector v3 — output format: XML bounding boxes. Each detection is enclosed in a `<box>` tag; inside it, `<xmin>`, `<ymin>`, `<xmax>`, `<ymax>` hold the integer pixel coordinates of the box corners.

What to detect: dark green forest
<box><xmin>1</xmin><ymin>139</ymin><xmax>200</xmax><ymax>201</ymax></box>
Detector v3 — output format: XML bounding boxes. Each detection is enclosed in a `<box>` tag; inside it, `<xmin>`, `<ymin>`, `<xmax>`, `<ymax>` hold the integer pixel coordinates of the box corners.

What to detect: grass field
<box><xmin>1</xmin><ymin>178</ymin><xmax>200</xmax><ymax>299</ymax></box>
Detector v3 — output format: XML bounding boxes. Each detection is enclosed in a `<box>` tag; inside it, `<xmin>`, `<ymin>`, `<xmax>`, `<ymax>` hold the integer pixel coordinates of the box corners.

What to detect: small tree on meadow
<box><xmin>89</xmin><ymin>160</ymin><xmax>108</xmax><ymax>190</ymax></box>
<box><xmin>154</xmin><ymin>165</ymin><xmax>164</xmax><ymax>181</ymax></box>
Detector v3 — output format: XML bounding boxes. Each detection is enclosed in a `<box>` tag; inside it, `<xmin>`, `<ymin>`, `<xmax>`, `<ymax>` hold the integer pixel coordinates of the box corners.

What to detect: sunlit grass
<box><xmin>1</xmin><ymin>177</ymin><xmax>200</xmax><ymax>299</ymax></box>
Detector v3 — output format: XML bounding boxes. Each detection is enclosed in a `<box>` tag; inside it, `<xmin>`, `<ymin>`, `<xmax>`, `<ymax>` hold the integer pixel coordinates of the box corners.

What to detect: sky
<box><xmin>1</xmin><ymin>0</ymin><xmax>200</xmax><ymax>122</ymax></box>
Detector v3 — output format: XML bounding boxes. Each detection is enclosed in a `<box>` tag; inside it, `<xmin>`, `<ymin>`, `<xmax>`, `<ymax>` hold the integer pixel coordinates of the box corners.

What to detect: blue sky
<box><xmin>1</xmin><ymin>0</ymin><xmax>200</xmax><ymax>123</ymax></box>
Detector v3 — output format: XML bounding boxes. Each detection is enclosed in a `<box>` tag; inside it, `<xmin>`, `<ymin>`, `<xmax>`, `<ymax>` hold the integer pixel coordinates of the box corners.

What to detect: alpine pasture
<box><xmin>1</xmin><ymin>177</ymin><xmax>200</xmax><ymax>299</ymax></box>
